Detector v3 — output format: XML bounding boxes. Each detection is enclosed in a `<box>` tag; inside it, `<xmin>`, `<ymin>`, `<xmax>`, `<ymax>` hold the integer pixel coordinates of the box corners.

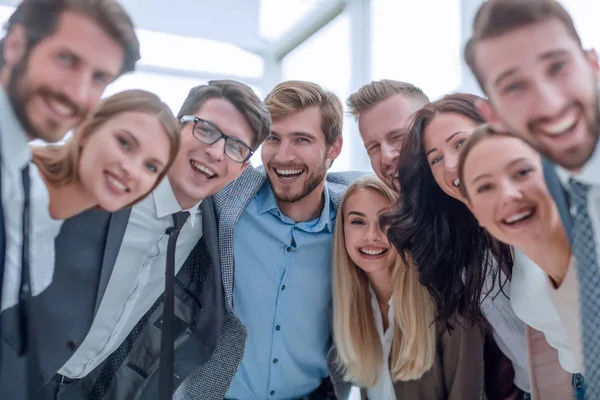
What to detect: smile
<box><xmin>105</xmin><ymin>171</ymin><xmax>130</xmax><ymax>193</ymax></box>
<box><xmin>359</xmin><ymin>247</ymin><xmax>388</xmax><ymax>256</ymax></box>
<box><xmin>190</xmin><ymin>160</ymin><xmax>216</xmax><ymax>178</ymax></box>
<box><xmin>501</xmin><ymin>208</ymin><xmax>535</xmax><ymax>225</ymax></box>
<box><xmin>275</xmin><ymin>168</ymin><xmax>304</xmax><ymax>177</ymax></box>
<box><xmin>537</xmin><ymin>107</ymin><xmax>579</xmax><ymax>137</ymax></box>
<box><xmin>43</xmin><ymin>95</ymin><xmax>77</xmax><ymax>119</ymax></box>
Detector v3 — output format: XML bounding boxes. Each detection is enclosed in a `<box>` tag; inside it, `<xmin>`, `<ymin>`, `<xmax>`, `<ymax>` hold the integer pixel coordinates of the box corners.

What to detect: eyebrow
<box><xmin>386</xmin><ymin>129</ymin><xmax>405</xmax><ymax>138</ymax></box>
<box><xmin>425</xmin><ymin>131</ymin><xmax>466</xmax><ymax>157</ymax></box>
<box><xmin>121</xmin><ymin>129</ymin><xmax>140</xmax><ymax>148</ymax></box>
<box><xmin>271</xmin><ymin>130</ymin><xmax>318</xmax><ymax>140</ymax></box>
<box><xmin>470</xmin><ymin>157</ymin><xmax>529</xmax><ymax>184</ymax></box>
<box><xmin>346</xmin><ymin>211</ymin><xmax>366</xmax><ymax>218</ymax></box>
<box><xmin>122</xmin><ymin>129</ymin><xmax>165</xmax><ymax>166</ymax></box>
<box><xmin>494</xmin><ymin>49</ymin><xmax>569</xmax><ymax>89</ymax></box>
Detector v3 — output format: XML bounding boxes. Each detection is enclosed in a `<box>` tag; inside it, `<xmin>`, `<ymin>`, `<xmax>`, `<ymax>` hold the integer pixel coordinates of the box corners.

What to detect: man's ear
<box><xmin>326</xmin><ymin>135</ymin><xmax>343</xmax><ymax>163</ymax></box>
<box><xmin>475</xmin><ymin>97</ymin><xmax>507</xmax><ymax>132</ymax></box>
<box><xmin>2</xmin><ymin>26</ymin><xmax>27</xmax><ymax>68</ymax></box>
<box><xmin>585</xmin><ymin>49</ymin><xmax>600</xmax><ymax>79</ymax></box>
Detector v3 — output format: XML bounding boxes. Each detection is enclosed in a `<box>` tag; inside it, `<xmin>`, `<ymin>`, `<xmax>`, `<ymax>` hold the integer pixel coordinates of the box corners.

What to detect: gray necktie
<box><xmin>569</xmin><ymin>178</ymin><xmax>597</xmax><ymax>398</ymax></box>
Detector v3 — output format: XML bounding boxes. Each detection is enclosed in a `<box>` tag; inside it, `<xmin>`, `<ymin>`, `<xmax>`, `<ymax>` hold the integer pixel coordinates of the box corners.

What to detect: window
<box><xmin>371</xmin><ymin>0</ymin><xmax>462</xmax><ymax>101</ymax></box>
<box><xmin>274</xmin><ymin>13</ymin><xmax>352</xmax><ymax>172</ymax></box>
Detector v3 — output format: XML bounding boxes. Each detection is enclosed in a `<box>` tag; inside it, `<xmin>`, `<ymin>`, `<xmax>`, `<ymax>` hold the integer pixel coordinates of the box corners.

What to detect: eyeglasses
<box><xmin>180</xmin><ymin>115</ymin><xmax>254</xmax><ymax>163</ymax></box>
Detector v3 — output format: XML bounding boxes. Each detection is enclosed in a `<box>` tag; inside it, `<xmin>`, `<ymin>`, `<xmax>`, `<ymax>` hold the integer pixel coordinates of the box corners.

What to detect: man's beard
<box><xmin>7</xmin><ymin>53</ymin><xmax>83</xmax><ymax>142</ymax></box>
<box><xmin>527</xmin><ymin>98</ymin><xmax>599</xmax><ymax>171</ymax></box>
<box><xmin>269</xmin><ymin>159</ymin><xmax>328</xmax><ymax>204</ymax></box>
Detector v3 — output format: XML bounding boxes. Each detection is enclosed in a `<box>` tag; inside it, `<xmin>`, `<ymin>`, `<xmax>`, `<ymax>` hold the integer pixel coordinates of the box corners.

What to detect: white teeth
<box><xmin>453</xmin><ymin>178</ymin><xmax>460</xmax><ymax>187</ymax></box>
<box><xmin>276</xmin><ymin>169</ymin><xmax>303</xmax><ymax>176</ymax></box>
<box><xmin>539</xmin><ymin>113</ymin><xmax>577</xmax><ymax>136</ymax></box>
<box><xmin>359</xmin><ymin>248</ymin><xmax>386</xmax><ymax>255</ymax></box>
<box><xmin>107</xmin><ymin>174</ymin><xmax>127</xmax><ymax>192</ymax></box>
<box><xmin>48</xmin><ymin>99</ymin><xmax>75</xmax><ymax>117</ymax></box>
<box><xmin>191</xmin><ymin>160</ymin><xmax>215</xmax><ymax>177</ymax></box>
<box><xmin>503</xmin><ymin>210</ymin><xmax>533</xmax><ymax>224</ymax></box>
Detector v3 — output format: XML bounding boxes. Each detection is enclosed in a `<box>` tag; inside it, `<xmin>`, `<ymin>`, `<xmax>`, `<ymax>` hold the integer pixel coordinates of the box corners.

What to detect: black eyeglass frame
<box><xmin>180</xmin><ymin>115</ymin><xmax>254</xmax><ymax>163</ymax></box>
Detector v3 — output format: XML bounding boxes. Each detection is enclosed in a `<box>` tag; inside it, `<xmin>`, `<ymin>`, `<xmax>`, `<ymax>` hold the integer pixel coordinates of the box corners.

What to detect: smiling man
<box><xmin>464</xmin><ymin>0</ymin><xmax>598</xmax><ymax>397</ymax></box>
<box><xmin>175</xmin><ymin>80</ymin><xmax>360</xmax><ymax>400</ymax></box>
<box><xmin>347</xmin><ymin>80</ymin><xmax>429</xmax><ymax>189</ymax></box>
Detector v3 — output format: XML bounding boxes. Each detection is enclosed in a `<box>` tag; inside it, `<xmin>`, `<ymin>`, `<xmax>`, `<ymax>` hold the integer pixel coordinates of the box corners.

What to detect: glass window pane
<box><xmin>136</xmin><ymin>30</ymin><xmax>264</xmax><ymax>79</ymax></box>
<box><xmin>371</xmin><ymin>0</ymin><xmax>462</xmax><ymax>100</ymax></box>
<box><xmin>274</xmin><ymin>13</ymin><xmax>353</xmax><ymax>173</ymax></box>
<box><xmin>259</xmin><ymin>0</ymin><xmax>321</xmax><ymax>41</ymax></box>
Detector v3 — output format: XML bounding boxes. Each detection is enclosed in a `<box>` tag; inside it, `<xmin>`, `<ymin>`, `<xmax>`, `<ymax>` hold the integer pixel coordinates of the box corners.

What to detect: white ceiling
<box><xmin>0</xmin><ymin>0</ymin><xmax>262</xmax><ymax>48</ymax></box>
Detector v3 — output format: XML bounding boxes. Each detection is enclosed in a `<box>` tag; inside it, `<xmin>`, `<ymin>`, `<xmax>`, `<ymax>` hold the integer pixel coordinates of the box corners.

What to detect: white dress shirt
<box><xmin>480</xmin><ymin>267</ymin><xmax>531</xmax><ymax>391</ymax></box>
<box><xmin>59</xmin><ymin>178</ymin><xmax>203</xmax><ymax>378</ymax></box>
<box><xmin>0</xmin><ymin>86</ymin><xmax>59</xmax><ymax>312</ymax></box>
<box><xmin>511</xmin><ymin>249</ymin><xmax>579</xmax><ymax>373</ymax></box>
<box><xmin>366</xmin><ymin>286</ymin><xmax>396</xmax><ymax>400</ymax></box>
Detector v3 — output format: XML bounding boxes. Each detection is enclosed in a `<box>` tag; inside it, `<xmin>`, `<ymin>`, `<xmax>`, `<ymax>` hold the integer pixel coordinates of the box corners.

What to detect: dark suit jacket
<box><xmin>0</xmin><ymin>198</ymin><xmax>223</xmax><ymax>400</ymax></box>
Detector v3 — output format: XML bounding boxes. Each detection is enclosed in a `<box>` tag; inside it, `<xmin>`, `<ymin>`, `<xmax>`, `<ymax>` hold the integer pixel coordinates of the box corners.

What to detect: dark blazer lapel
<box><xmin>186</xmin><ymin>197</ymin><xmax>224</xmax><ymax>357</ymax></box>
<box><xmin>94</xmin><ymin>208</ymin><xmax>132</xmax><ymax>314</ymax></box>
<box><xmin>542</xmin><ymin>158</ymin><xmax>573</xmax><ymax>245</ymax></box>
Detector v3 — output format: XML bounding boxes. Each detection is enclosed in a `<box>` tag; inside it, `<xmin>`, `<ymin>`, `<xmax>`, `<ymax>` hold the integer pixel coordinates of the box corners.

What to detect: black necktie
<box><xmin>158</xmin><ymin>211</ymin><xmax>190</xmax><ymax>399</ymax></box>
<box><xmin>18</xmin><ymin>166</ymin><xmax>43</xmax><ymax>399</ymax></box>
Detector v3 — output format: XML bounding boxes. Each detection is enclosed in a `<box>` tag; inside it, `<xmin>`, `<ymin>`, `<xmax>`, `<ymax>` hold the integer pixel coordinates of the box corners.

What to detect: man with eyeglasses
<box><xmin>39</xmin><ymin>81</ymin><xmax>272</xmax><ymax>399</ymax></box>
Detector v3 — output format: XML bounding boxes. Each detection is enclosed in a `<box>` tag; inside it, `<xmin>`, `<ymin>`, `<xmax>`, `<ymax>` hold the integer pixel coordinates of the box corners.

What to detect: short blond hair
<box><xmin>347</xmin><ymin>80</ymin><xmax>429</xmax><ymax>120</ymax></box>
<box><xmin>265</xmin><ymin>80</ymin><xmax>343</xmax><ymax>147</ymax></box>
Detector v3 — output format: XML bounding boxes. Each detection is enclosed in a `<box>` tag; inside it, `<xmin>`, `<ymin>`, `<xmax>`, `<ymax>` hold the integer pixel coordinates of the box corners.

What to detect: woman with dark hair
<box><xmin>379</xmin><ymin>93</ymin><xmax>546</xmax><ymax>399</ymax></box>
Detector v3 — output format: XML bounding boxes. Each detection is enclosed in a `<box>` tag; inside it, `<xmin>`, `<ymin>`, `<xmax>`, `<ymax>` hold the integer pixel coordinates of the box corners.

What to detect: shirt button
<box><xmin>286</xmin><ymin>247</ymin><xmax>292</xmax><ymax>252</ymax></box>
<box><xmin>270</xmin><ymin>391</ymin><xmax>275</xmax><ymax>396</ymax></box>
<box><xmin>273</xmin><ymin>358</ymin><xmax>278</xmax><ymax>364</ymax></box>
<box><xmin>276</xmin><ymin>325</ymin><xmax>281</xmax><ymax>331</ymax></box>
<box><xmin>281</xmin><ymin>285</ymin><xmax>286</xmax><ymax>290</ymax></box>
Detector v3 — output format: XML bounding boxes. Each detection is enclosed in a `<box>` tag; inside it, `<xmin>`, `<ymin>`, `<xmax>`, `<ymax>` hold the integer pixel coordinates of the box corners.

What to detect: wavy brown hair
<box><xmin>380</xmin><ymin>93</ymin><xmax>511</xmax><ymax>328</ymax></box>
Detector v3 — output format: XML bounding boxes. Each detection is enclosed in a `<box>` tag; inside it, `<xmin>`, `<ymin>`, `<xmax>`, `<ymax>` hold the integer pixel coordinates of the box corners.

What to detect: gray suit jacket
<box><xmin>542</xmin><ymin>158</ymin><xmax>573</xmax><ymax>244</ymax></box>
<box><xmin>174</xmin><ymin>166</ymin><xmax>362</xmax><ymax>400</ymax></box>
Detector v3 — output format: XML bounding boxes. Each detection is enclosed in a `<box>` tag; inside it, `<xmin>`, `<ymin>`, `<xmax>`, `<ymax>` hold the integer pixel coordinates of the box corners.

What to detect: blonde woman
<box><xmin>331</xmin><ymin>175</ymin><xmax>485</xmax><ymax>400</ymax></box>
<box><xmin>2</xmin><ymin>89</ymin><xmax>180</xmax><ymax>311</ymax></box>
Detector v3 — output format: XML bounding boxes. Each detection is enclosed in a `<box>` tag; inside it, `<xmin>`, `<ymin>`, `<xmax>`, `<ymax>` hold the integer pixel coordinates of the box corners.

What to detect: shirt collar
<box><xmin>256</xmin><ymin>179</ymin><xmax>334</xmax><ymax>233</ymax></box>
<box><xmin>555</xmin><ymin>145</ymin><xmax>600</xmax><ymax>186</ymax></box>
<box><xmin>153</xmin><ymin>177</ymin><xmax>202</xmax><ymax>226</ymax></box>
<box><xmin>0</xmin><ymin>85</ymin><xmax>31</xmax><ymax>169</ymax></box>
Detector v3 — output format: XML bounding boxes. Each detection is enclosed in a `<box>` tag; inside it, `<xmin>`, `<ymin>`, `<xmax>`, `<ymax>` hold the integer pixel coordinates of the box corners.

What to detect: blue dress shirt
<box><xmin>225</xmin><ymin>179</ymin><xmax>336</xmax><ymax>400</ymax></box>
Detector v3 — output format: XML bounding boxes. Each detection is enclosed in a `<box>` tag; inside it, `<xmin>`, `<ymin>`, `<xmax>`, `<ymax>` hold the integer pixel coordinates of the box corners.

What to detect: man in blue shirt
<box><xmin>178</xmin><ymin>80</ymin><xmax>360</xmax><ymax>400</ymax></box>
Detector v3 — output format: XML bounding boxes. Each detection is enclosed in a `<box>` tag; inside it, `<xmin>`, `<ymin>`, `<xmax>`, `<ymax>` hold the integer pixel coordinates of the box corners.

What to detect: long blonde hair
<box><xmin>332</xmin><ymin>175</ymin><xmax>436</xmax><ymax>387</ymax></box>
<box><xmin>32</xmin><ymin>89</ymin><xmax>180</xmax><ymax>205</ymax></box>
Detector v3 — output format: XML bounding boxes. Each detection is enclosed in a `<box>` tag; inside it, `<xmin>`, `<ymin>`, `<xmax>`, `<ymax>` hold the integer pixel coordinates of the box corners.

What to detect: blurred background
<box><xmin>0</xmin><ymin>0</ymin><xmax>596</xmax><ymax>173</ymax></box>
